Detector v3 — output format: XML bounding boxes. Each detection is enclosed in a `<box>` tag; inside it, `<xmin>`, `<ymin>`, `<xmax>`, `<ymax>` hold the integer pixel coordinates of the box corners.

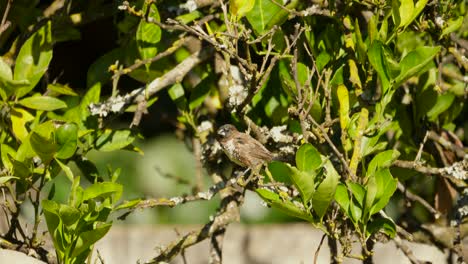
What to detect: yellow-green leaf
<box><xmin>337</xmin><ymin>85</ymin><xmax>350</xmax><ymax>131</ymax></box>
<box><xmin>10</xmin><ymin>107</ymin><xmax>34</xmax><ymax>142</ymax></box>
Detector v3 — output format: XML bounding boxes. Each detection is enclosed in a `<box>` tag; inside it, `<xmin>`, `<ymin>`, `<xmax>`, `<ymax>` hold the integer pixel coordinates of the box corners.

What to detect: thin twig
<box><xmin>394</xmin><ymin>235</ymin><xmax>422</xmax><ymax>264</ymax></box>
<box><xmin>397</xmin><ymin>181</ymin><xmax>441</xmax><ymax>219</ymax></box>
<box><xmin>314</xmin><ymin>234</ymin><xmax>327</xmax><ymax>264</ymax></box>
<box><xmin>307</xmin><ymin>116</ymin><xmax>354</xmax><ymax>179</ymax></box>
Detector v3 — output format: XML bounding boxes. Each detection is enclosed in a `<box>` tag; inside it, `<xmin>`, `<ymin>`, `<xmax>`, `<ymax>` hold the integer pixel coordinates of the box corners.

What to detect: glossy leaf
<box><xmin>230</xmin><ymin>0</ymin><xmax>255</xmax><ymax>19</ymax></box>
<box><xmin>115</xmin><ymin>199</ymin><xmax>142</xmax><ymax>210</ymax></box>
<box><xmin>268</xmin><ymin>161</ymin><xmax>293</xmax><ymax>185</ymax></box>
<box><xmin>55</xmin><ymin>123</ymin><xmax>78</xmax><ymax>159</ymax></box>
<box><xmin>395</xmin><ymin>0</ymin><xmax>414</xmax><ymax>28</ymax></box>
<box><xmin>14</xmin><ymin>21</ymin><xmax>53</xmax><ymax>98</ymax></box>
<box><xmin>136</xmin><ymin>3</ymin><xmax>161</xmax><ymax>65</ymax></box>
<box><xmin>368</xmin><ymin>216</ymin><xmax>396</xmax><ymax>238</ymax></box>
<box><xmin>1</xmin><ymin>144</ymin><xmax>16</xmax><ymax>171</ymax></box>
<box><xmin>96</xmin><ymin>129</ymin><xmax>135</xmax><ymax>152</ymax></box>
<box><xmin>366</xmin><ymin>150</ymin><xmax>400</xmax><ymax>178</ymax></box>
<box><xmin>0</xmin><ymin>176</ymin><xmax>19</xmax><ymax>184</ymax></box>
<box><xmin>168</xmin><ymin>83</ymin><xmax>187</xmax><ymax>110</ymax></box>
<box><xmin>366</xmin><ymin>169</ymin><xmax>397</xmax><ymax>216</ymax></box>
<box><xmin>10</xmin><ymin>107</ymin><xmax>34</xmax><ymax>142</ymax></box>
<box><xmin>348</xmin><ymin>182</ymin><xmax>366</xmax><ymax>207</ymax></box>
<box><xmin>288</xmin><ymin>165</ymin><xmax>315</xmax><ymax>204</ymax></box>
<box><xmin>58</xmin><ymin>204</ymin><xmax>80</xmax><ymax>226</ymax></box>
<box><xmin>0</xmin><ymin>56</ymin><xmax>12</xmax><ymax>81</ymax></box>
<box><xmin>47</xmin><ymin>84</ymin><xmax>78</xmax><ymax>96</ymax></box>
<box><xmin>296</xmin><ymin>144</ymin><xmax>321</xmax><ymax>173</ymax></box>
<box><xmin>245</xmin><ymin>0</ymin><xmax>289</xmax><ymax>35</ymax></box>
<box><xmin>55</xmin><ymin>158</ymin><xmax>74</xmax><ymax>182</ymax></box>
<box><xmin>312</xmin><ymin>160</ymin><xmax>339</xmax><ymax>219</ymax></box>
<box><xmin>71</xmin><ymin>223</ymin><xmax>112</xmax><ymax>258</ymax></box>
<box><xmin>80</xmin><ymin>83</ymin><xmax>101</xmax><ymax>119</ymax></box>
<box><xmin>441</xmin><ymin>16</ymin><xmax>463</xmax><ymax>39</ymax></box>
<box><xmin>335</xmin><ymin>183</ymin><xmax>350</xmax><ymax>213</ymax></box>
<box><xmin>83</xmin><ymin>182</ymin><xmax>123</xmax><ymax>202</ymax></box>
<box><xmin>256</xmin><ymin>188</ymin><xmax>313</xmax><ymax>222</ymax></box>
<box><xmin>19</xmin><ymin>96</ymin><xmax>67</xmax><ymax>111</ymax></box>
<box><xmin>368</xmin><ymin>41</ymin><xmax>391</xmax><ymax>94</ymax></box>
<box><xmin>75</xmin><ymin>157</ymin><xmax>100</xmax><ymax>183</ymax></box>
<box><xmin>395</xmin><ymin>46</ymin><xmax>441</xmax><ymax>86</ymax></box>
<box><xmin>426</xmin><ymin>92</ymin><xmax>455</xmax><ymax>121</ymax></box>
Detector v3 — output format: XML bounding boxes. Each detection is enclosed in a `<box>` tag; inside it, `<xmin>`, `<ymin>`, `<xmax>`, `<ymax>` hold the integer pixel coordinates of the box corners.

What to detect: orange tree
<box><xmin>0</xmin><ymin>0</ymin><xmax>466</xmax><ymax>263</ymax></box>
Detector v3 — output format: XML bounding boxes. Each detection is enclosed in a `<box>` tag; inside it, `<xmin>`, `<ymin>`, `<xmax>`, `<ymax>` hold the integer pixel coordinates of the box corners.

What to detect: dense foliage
<box><xmin>0</xmin><ymin>0</ymin><xmax>466</xmax><ymax>263</ymax></box>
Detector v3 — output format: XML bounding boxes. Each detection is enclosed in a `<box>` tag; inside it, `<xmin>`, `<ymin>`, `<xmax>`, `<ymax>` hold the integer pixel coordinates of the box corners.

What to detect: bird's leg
<box><xmin>238</xmin><ymin>164</ymin><xmax>264</xmax><ymax>187</ymax></box>
<box><xmin>235</xmin><ymin>167</ymin><xmax>251</xmax><ymax>187</ymax></box>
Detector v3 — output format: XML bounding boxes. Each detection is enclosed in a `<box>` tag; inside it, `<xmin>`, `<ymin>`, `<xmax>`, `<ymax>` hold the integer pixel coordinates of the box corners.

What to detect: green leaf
<box><xmin>115</xmin><ymin>199</ymin><xmax>142</xmax><ymax>210</ymax></box>
<box><xmin>395</xmin><ymin>0</ymin><xmax>415</xmax><ymax>28</ymax></box>
<box><xmin>268</xmin><ymin>161</ymin><xmax>293</xmax><ymax>185</ymax></box>
<box><xmin>42</xmin><ymin>199</ymin><xmax>61</xmax><ymax>229</ymax></box>
<box><xmin>1</xmin><ymin>144</ymin><xmax>16</xmax><ymax>171</ymax></box>
<box><xmin>278</xmin><ymin>59</ymin><xmax>297</xmax><ymax>96</ymax></box>
<box><xmin>14</xmin><ymin>21</ymin><xmax>53</xmax><ymax>98</ymax></box>
<box><xmin>426</xmin><ymin>92</ymin><xmax>455</xmax><ymax>121</ymax></box>
<box><xmin>10</xmin><ymin>107</ymin><xmax>34</xmax><ymax>142</ymax></box>
<box><xmin>96</xmin><ymin>129</ymin><xmax>135</xmax><ymax>152</ymax></box>
<box><xmin>409</xmin><ymin>0</ymin><xmax>428</xmax><ymax>27</ymax></box>
<box><xmin>82</xmin><ymin>182</ymin><xmax>123</xmax><ymax>202</ymax></box>
<box><xmin>366</xmin><ymin>150</ymin><xmax>400</xmax><ymax>178</ymax></box>
<box><xmin>256</xmin><ymin>188</ymin><xmax>313</xmax><ymax>222</ymax></box>
<box><xmin>368</xmin><ymin>41</ymin><xmax>391</xmax><ymax>94</ymax></box>
<box><xmin>55</xmin><ymin>123</ymin><xmax>78</xmax><ymax>159</ymax></box>
<box><xmin>0</xmin><ymin>56</ymin><xmax>12</xmax><ymax>81</ymax></box>
<box><xmin>0</xmin><ymin>176</ymin><xmax>19</xmax><ymax>184</ymax></box>
<box><xmin>80</xmin><ymin>83</ymin><xmax>101</xmax><ymax>119</ymax></box>
<box><xmin>441</xmin><ymin>16</ymin><xmax>463</xmax><ymax>39</ymax></box>
<box><xmin>58</xmin><ymin>204</ymin><xmax>80</xmax><ymax>226</ymax></box>
<box><xmin>289</xmin><ymin>165</ymin><xmax>315</xmax><ymax>204</ymax></box>
<box><xmin>230</xmin><ymin>0</ymin><xmax>255</xmax><ymax>19</ymax></box>
<box><xmin>335</xmin><ymin>183</ymin><xmax>350</xmax><ymax>213</ymax></box>
<box><xmin>47</xmin><ymin>84</ymin><xmax>78</xmax><ymax>96</ymax></box>
<box><xmin>312</xmin><ymin>160</ymin><xmax>339</xmax><ymax>219</ymax></box>
<box><xmin>71</xmin><ymin>223</ymin><xmax>112</xmax><ymax>258</ymax></box>
<box><xmin>136</xmin><ymin>3</ymin><xmax>161</xmax><ymax>65</ymax></box>
<box><xmin>168</xmin><ymin>83</ymin><xmax>187</xmax><ymax>110</ymax></box>
<box><xmin>316</xmin><ymin>52</ymin><xmax>331</xmax><ymax>72</ymax></box>
<box><xmin>55</xmin><ymin>158</ymin><xmax>74</xmax><ymax>182</ymax></box>
<box><xmin>395</xmin><ymin>46</ymin><xmax>441</xmax><ymax>86</ymax></box>
<box><xmin>295</xmin><ymin>144</ymin><xmax>321</xmax><ymax>173</ymax></box>
<box><xmin>176</xmin><ymin>11</ymin><xmax>203</xmax><ymax>24</ymax></box>
<box><xmin>354</xmin><ymin>19</ymin><xmax>367</xmax><ymax>64</ymax></box>
<box><xmin>75</xmin><ymin>157</ymin><xmax>100</xmax><ymax>183</ymax></box>
<box><xmin>18</xmin><ymin>96</ymin><xmax>67</xmax><ymax>111</ymax></box>
<box><xmin>348</xmin><ymin>182</ymin><xmax>366</xmax><ymax>207</ymax></box>
<box><xmin>368</xmin><ymin>215</ymin><xmax>396</xmax><ymax>238</ymax></box>
<box><xmin>366</xmin><ymin>169</ymin><xmax>397</xmax><ymax>216</ymax></box>
<box><xmin>30</xmin><ymin>122</ymin><xmax>57</xmax><ymax>163</ymax></box>
<box><xmin>245</xmin><ymin>0</ymin><xmax>289</xmax><ymax>35</ymax></box>
<box><xmin>12</xmin><ymin>159</ymin><xmax>30</xmax><ymax>179</ymax></box>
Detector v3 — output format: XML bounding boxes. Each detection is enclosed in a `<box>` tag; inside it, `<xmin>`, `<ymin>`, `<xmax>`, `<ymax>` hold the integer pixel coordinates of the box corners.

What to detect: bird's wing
<box><xmin>235</xmin><ymin>135</ymin><xmax>273</xmax><ymax>161</ymax></box>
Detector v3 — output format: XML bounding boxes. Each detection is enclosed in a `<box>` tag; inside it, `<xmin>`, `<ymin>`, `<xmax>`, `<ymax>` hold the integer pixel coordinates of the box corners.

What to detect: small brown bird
<box><xmin>216</xmin><ymin>124</ymin><xmax>273</xmax><ymax>169</ymax></box>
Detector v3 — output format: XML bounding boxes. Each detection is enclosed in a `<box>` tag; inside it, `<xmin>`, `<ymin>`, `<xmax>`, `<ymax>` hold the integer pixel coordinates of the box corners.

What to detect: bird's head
<box><xmin>216</xmin><ymin>124</ymin><xmax>237</xmax><ymax>140</ymax></box>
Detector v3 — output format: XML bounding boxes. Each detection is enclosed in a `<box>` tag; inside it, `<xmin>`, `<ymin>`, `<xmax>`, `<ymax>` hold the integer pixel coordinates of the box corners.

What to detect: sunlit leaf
<box><xmin>14</xmin><ymin>21</ymin><xmax>53</xmax><ymax>98</ymax></box>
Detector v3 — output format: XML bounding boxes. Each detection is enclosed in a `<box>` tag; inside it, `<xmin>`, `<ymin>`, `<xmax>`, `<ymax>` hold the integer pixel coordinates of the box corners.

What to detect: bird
<box><xmin>216</xmin><ymin>124</ymin><xmax>273</xmax><ymax>169</ymax></box>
